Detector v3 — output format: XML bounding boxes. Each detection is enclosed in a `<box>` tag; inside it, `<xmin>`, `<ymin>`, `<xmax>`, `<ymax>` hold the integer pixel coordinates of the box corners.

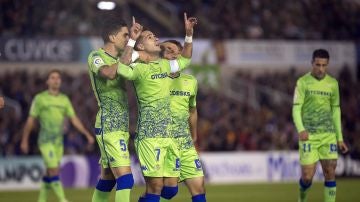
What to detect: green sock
<box><xmin>49</xmin><ymin>177</ymin><xmax>67</xmax><ymax>202</ymax></box>
<box><xmin>38</xmin><ymin>180</ymin><xmax>51</xmax><ymax>202</ymax></box>
<box><xmin>160</xmin><ymin>198</ymin><xmax>170</xmax><ymax>202</ymax></box>
<box><xmin>324</xmin><ymin>181</ymin><xmax>336</xmax><ymax>202</ymax></box>
<box><xmin>115</xmin><ymin>189</ymin><xmax>131</xmax><ymax>202</ymax></box>
<box><xmin>299</xmin><ymin>179</ymin><xmax>311</xmax><ymax>202</ymax></box>
<box><xmin>92</xmin><ymin>189</ymin><xmax>112</xmax><ymax>202</ymax></box>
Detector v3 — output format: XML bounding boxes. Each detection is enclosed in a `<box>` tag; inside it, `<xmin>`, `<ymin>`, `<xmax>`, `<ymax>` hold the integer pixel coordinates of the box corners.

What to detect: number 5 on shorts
<box><xmin>120</xmin><ymin>139</ymin><xmax>127</xmax><ymax>151</ymax></box>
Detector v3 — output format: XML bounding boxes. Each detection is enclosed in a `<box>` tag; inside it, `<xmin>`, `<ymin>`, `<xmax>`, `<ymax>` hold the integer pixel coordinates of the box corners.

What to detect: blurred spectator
<box><xmin>1</xmin><ymin>0</ymin><xmax>360</xmax><ymax>39</ymax></box>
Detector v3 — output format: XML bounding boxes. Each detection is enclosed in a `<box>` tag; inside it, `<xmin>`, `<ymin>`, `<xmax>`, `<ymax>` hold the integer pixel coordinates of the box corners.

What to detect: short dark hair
<box><xmin>47</xmin><ymin>69</ymin><xmax>61</xmax><ymax>79</ymax></box>
<box><xmin>312</xmin><ymin>49</ymin><xmax>330</xmax><ymax>61</ymax></box>
<box><xmin>162</xmin><ymin>40</ymin><xmax>183</xmax><ymax>51</ymax></box>
<box><xmin>101</xmin><ymin>14</ymin><xmax>127</xmax><ymax>43</ymax></box>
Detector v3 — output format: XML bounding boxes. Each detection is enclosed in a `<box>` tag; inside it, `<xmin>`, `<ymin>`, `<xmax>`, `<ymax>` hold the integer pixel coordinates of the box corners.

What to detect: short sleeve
<box><xmin>29</xmin><ymin>96</ymin><xmax>40</xmax><ymax>118</ymax></box>
<box><xmin>65</xmin><ymin>97</ymin><xmax>76</xmax><ymax>118</ymax></box>
<box><xmin>89</xmin><ymin>53</ymin><xmax>106</xmax><ymax>74</ymax></box>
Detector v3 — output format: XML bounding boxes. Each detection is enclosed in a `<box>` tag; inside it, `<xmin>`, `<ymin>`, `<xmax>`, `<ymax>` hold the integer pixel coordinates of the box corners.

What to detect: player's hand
<box><xmin>0</xmin><ymin>96</ymin><xmax>4</xmax><ymax>109</ymax></box>
<box><xmin>299</xmin><ymin>130</ymin><xmax>309</xmax><ymax>141</ymax></box>
<box><xmin>86</xmin><ymin>135</ymin><xmax>95</xmax><ymax>145</ymax></box>
<box><xmin>184</xmin><ymin>12</ymin><xmax>198</xmax><ymax>36</ymax></box>
<box><xmin>337</xmin><ymin>141</ymin><xmax>349</xmax><ymax>154</ymax></box>
<box><xmin>20</xmin><ymin>140</ymin><xmax>29</xmax><ymax>154</ymax></box>
<box><xmin>130</xmin><ymin>16</ymin><xmax>143</xmax><ymax>40</ymax></box>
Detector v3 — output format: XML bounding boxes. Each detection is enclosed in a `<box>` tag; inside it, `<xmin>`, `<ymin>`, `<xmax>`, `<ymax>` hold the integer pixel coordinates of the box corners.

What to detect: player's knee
<box><xmin>161</xmin><ymin>186</ymin><xmax>178</xmax><ymax>199</ymax></box>
<box><xmin>147</xmin><ymin>178</ymin><xmax>164</xmax><ymax>193</ymax></box>
<box><xmin>323</xmin><ymin>169</ymin><xmax>336</xmax><ymax>180</ymax></box>
<box><xmin>116</xmin><ymin>173</ymin><xmax>134</xmax><ymax>190</ymax></box>
<box><xmin>301</xmin><ymin>176</ymin><xmax>313</xmax><ymax>184</ymax></box>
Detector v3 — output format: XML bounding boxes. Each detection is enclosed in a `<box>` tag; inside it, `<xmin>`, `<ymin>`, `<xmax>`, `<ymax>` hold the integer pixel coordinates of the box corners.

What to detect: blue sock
<box><xmin>116</xmin><ymin>174</ymin><xmax>134</xmax><ymax>190</ymax></box>
<box><xmin>142</xmin><ymin>193</ymin><xmax>160</xmax><ymax>202</ymax></box>
<box><xmin>192</xmin><ymin>193</ymin><xmax>206</xmax><ymax>202</ymax></box>
<box><xmin>96</xmin><ymin>179</ymin><xmax>116</xmax><ymax>192</ymax></box>
<box><xmin>299</xmin><ymin>178</ymin><xmax>312</xmax><ymax>191</ymax></box>
<box><xmin>161</xmin><ymin>186</ymin><xmax>178</xmax><ymax>199</ymax></box>
<box><xmin>138</xmin><ymin>196</ymin><xmax>147</xmax><ymax>202</ymax></box>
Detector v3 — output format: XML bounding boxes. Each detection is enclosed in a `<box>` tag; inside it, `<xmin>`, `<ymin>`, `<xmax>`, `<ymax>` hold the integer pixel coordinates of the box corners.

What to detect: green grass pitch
<box><xmin>1</xmin><ymin>179</ymin><xmax>359</xmax><ymax>202</ymax></box>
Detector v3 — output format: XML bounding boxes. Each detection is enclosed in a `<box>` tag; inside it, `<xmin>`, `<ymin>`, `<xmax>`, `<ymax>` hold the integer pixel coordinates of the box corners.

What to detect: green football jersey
<box><xmin>88</xmin><ymin>48</ymin><xmax>129</xmax><ymax>133</ymax></box>
<box><xmin>118</xmin><ymin>56</ymin><xmax>191</xmax><ymax>140</ymax></box>
<box><xmin>29</xmin><ymin>91</ymin><xmax>75</xmax><ymax>144</ymax></box>
<box><xmin>292</xmin><ymin>73</ymin><xmax>343</xmax><ymax>139</ymax></box>
<box><xmin>169</xmin><ymin>73</ymin><xmax>197</xmax><ymax>149</ymax></box>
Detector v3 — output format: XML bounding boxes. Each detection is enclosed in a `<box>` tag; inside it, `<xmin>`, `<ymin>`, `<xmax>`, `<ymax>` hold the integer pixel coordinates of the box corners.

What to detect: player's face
<box><xmin>140</xmin><ymin>30</ymin><xmax>161</xmax><ymax>53</ymax></box>
<box><xmin>47</xmin><ymin>72</ymin><xmax>61</xmax><ymax>90</ymax></box>
<box><xmin>112</xmin><ymin>26</ymin><xmax>129</xmax><ymax>51</ymax></box>
<box><xmin>161</xmin><ymin>42</ymin><xmax>181</xmax><ymax>60</ymax></box>
<box><xmin>311</xmin><ymin>57</ymin><xmax>328</xmax><ymax>79</ymax></box>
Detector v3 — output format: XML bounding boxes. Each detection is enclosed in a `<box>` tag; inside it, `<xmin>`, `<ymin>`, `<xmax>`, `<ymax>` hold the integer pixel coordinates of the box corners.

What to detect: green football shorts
<box><xmin>39</xmin><ymin>142</ymin><xmax>63</xmax><ymax>168</ymax></box>
<box><xmin>299</xmin><ymin>133</ymin><xmax>338</xmax><ymax>165</ymax></box>
<box><xmin>178</xmin><ymin>142</ymin><xmax>204</xmax><ymax>182</ymax></box>
<box><xmin>96</xmin><ymin>129</ymin><xmax>131</xmax><ymax>168</ymax></box>
<box><xmin>135</xmin><ymin>138</ymin><xmax>180</xmax><ymax>177</ymax></box>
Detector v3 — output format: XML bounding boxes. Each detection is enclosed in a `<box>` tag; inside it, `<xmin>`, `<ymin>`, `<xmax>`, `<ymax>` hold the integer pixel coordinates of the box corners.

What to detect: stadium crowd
<box><xmin>1</xmin><ymin>0</ymin><xmax>359</xmax><ymax>40</ymax></box>
<box><xmin>1</xmin><ymin>66</ymin><xmax>359</xmax><ymax>158</ymax></box>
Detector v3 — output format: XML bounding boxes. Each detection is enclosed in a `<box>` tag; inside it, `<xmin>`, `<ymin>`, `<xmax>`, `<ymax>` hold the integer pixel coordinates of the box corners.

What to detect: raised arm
<box><xmin>120</xmin><ymin>16</ymin><xmax>143</xmax><ymax>65</ymax></box>
<box><xmin>181</xmin><ymin>12</ymin><xmax>197</xmax><ymax>59</ymax></box>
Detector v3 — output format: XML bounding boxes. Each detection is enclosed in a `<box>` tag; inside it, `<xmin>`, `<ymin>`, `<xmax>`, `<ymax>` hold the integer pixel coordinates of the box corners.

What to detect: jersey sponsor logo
<box><xmin>151</xmin><ymin>73</ymin><xmax>168</xmax><ymax>79</ymax></box>
<box><xmin>306</xmin><ymin>90</ymin><xmax>332</xmax><ymax>97</ymax></box>
<box><xmin>170</xmin><ymin>90</ymin><xmax>190</xmax><ymax>96</ymax></box>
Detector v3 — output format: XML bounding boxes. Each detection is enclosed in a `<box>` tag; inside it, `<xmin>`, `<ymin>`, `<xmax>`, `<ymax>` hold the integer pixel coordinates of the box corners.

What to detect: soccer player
<box><xmin>117</xmin><ymin>13</ymin><xmax>197</xmax><ymax>202</ymax></box>
<box><xmin>87</xmin><ymin>15</ymin><xmax>142</xmax><ymax>202</ymax></box>
<box><xmin>0</xmin><ymin>96</ymin><xmax>4</xmax><ymax>108</ymax></box>
<box><xmin>160</xmin><ymin>40</ymin><xmax>206</xmax><ymax>202</ymax></box>
<box><xmin>292</xmin><ymin>49</ymin><xmax>349</xmax><ymax>202</ymax></box>
<box><xmin>20</xmin><ymin>69</ymin><xmax>94</xmax><ymax>202</ymax></box>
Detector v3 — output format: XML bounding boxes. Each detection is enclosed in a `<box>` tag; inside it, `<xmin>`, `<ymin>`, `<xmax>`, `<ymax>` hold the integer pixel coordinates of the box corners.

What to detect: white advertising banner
<box><xmin>1</xmin><ymin>153</ymin><xmax>359</xmax><ymax>190</ymax></box>
<box><xmin>200</xmin><ymin>152</ymin><xmax>267</xmax><ymax>183</ymax></box>
<box><xmin>224</xmin><ymin>40</ymin><xmax>356</xmax><ymax>71</ymax></box>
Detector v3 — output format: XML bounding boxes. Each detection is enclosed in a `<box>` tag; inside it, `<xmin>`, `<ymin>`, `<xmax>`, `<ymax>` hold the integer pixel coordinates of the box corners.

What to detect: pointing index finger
<box><xmin>132</xmin><ymin>16</ymin><xmax>136</xmax><ymax>25</ymax></box>
<box><xmin>184</xmin><ymin>12</ymin><xmax>187</xmax><ymax>21</ymax></box>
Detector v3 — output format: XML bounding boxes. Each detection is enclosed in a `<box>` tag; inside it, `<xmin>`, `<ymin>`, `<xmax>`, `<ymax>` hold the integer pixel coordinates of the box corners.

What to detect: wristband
<box><xmin>185</xmin><ymin>35</ymin><xmax>193</xmax><ymax>43</ymax></box>
<box><xmin>131</xmin><ymin>51</ymin><xmax>139</xmax><ymax>62</ymax></box>
<box><xmin>127</xmin><ymin>39</ymin><xmax>136</xmax><ymax>47</ymax></box>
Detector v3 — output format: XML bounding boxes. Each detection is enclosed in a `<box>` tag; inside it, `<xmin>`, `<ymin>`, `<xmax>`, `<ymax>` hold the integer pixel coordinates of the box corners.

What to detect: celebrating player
<box><xmin>21</xmin><ymin>69</ymin><xmax>94</xmax><ymax>202</ymax></box>
<box><xmin>292</xmin><ymin>49</ymin><xmax>349</xmax><ymax>202</ymax></box>
<box><xmin>160</xmin><ymin>40</ymin><xmax>206</xmax><ymax>202</ymax></box>
<box><xmin>87</xmin><ymin>15</ymin><xmax>142</xmax><ymax>202</ymax></box>
<box><xmin>117</xmin><ymin>13</ymin><xmax>197</xmax><ymax>202</ymax></box>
